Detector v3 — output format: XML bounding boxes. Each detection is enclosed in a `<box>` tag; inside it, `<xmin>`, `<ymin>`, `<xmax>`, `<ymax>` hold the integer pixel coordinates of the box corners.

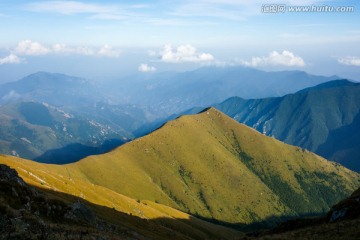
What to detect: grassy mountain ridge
<box><xmin>0</xmin><ymin>108</ymin><xmax>358</xmax><ymax>231</ymax></box>
<box><xmin>214</xmin><ymin>80</ymin><xmax>360</xmax><ymax>172</ymax></box>
<box><xmin>73</xmin><ymin>108</ymin><xmax>359</xmax><ymax>226</ymax></box>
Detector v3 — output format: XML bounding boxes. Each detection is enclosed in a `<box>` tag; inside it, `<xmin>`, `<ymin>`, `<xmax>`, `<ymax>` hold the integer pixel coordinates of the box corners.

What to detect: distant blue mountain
<box><xmin>109</xmin><ymin>66</ymin><xmax>340</xmax><ymax>116</ymax></box>
<box><xmin>0</xmin><ymin>72</ymin><xmax>150</xmax><ymax>138</ymax></box>
<box><xmin>0</xmin><ymin>72</ymin><xmax>104</xmax><ymax>107</ymax></box>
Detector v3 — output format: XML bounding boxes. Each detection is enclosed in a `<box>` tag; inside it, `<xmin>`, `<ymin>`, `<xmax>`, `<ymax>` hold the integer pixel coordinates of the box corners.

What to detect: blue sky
<box><xmin>0</xmin><ymin>0</ymin><xmax>359</xmax><ymax>82</ymax></box>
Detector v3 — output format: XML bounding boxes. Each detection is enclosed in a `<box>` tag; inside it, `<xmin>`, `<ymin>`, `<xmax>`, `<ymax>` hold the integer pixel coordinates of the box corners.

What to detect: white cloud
<box><xmin>12</xmin><ymin>40</ymin><xmax>121</xmax><ymax>58</ymax></box>
<box><xmin>156</xmin><ymin>44</ymin><xmax>214</xmax><ymax>63</ymax></box>
<box><xmin>0</xmin><ymin>54</ymin><xmax>23</xmax><ymax>65</ymax></box>
<box><xmin>14</xmin><ymin>40</ymin><xmax>50</xmax><ymax>55</ymax></box>
<box><xmin>98</xmin><ymin>45</ymin><xmax>121</xmax><ymax>57</ymax></box>
<box><xmin>138</xmin><ymin>63</ymin><xmax>156</xmax><ymax>72</ymax></box>
<box><xmin>338</xmin><ymin>56</ymin><xmax>360</xmax><ymax>66</ymax></box>
<box><xmin>240</xmin><ymin>50</ymin><xmax>305</xmax><ymax>67</ymax></box>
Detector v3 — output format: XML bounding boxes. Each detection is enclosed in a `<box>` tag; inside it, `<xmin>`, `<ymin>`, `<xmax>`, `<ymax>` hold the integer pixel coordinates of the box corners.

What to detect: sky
<box><xmin>0</xmin><ymin>0</ymin><xmax>359</xmax><ymax>82</ymax></box>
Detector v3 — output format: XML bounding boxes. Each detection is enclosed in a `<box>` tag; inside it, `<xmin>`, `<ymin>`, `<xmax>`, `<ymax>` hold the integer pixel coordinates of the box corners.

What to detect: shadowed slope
<box><xmin>0</xmin><ymin>155</ymin><xmax>242</xmax><ymax>239</ymax></box>
<box><xmin>0</xmin><ymin>163</ymin><xmax>242</xmax><ymax>239</ymax></box>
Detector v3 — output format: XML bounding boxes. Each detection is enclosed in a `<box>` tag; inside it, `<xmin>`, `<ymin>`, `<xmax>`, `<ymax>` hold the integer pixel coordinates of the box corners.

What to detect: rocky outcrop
<box><xmin>0</xmin><ymin>164</ymin><xmax>135</xmax><ymax>239</ymax></box>
<box><xmin>0</xmin><ymin>164</ymin><xmax>26</xmax><ymax>186</ymax></box>
<box><xmin>327</xmin><ymin>187</ymin><xmax>360</xmax><ymax>223</ymax></box>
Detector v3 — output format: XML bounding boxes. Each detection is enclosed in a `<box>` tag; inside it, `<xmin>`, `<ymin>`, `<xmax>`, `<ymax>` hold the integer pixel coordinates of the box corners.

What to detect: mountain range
<box><xmin>1</xmin><ymin>108</ymin><xmax>358</xmax><ymax>235</ymax></box>
<box><xmin>214</xmin><ymin>80</ymin><xmax>360</xmax><ymax>172</ymax></box>
<box><xmin>0</xmin><ymin>69</ymin><xmax>344</xmax><ymax>163</ymax></box>
<box><xmin>1</xmin><ymin>68</ymin><xmax>360</xmax><ymax>239</ymax></box>
<box><xmin>0</xmin><ymin>72</ymin><xmax>151</xmax><ymax>137</ymax></box>
<box><xmin>0</xmin><ymin>101</ymin><xmax>127</xmax><ymax>163</ymax></box>
<box><xmin>109</xmin><ymin>66</ymin><xmax>339</xmax><ymax>116</ymax></box>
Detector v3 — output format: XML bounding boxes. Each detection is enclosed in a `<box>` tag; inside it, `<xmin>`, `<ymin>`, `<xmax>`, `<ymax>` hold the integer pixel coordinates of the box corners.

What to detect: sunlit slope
<box><xmin>0</xmin><ymin>155</ymin><xmax>241</xmax><ymax>239</ymax></box>
<box><xmin>74</xmin><ymin>108</ymin><xmax>360</xmax><ymax>225</ymax></box>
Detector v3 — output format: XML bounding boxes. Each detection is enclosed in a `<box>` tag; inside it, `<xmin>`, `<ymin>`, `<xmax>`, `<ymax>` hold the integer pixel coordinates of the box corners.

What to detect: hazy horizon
<box><xmin>0</xmin><ymin>0</ymin><xmax>359</xmax><ymax>82</ymax></box>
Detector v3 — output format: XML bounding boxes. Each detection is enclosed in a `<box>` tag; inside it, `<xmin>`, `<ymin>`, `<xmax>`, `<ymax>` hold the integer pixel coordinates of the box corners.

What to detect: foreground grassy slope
<box><xmin>0</xmin><ymin>155</ymin><xmax>241</xmax><ymax>239</ymax></box>
<box><xmin>73</xmin><ymin>108</ymin><xmax>359</xmax><ymax>226</ymax></box>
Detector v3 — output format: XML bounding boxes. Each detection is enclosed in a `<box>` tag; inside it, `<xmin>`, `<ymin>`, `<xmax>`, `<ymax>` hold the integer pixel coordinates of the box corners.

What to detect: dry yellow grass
<box><xmin>0</xmin><ymin>154</ymin><xmax>242</xmax><ymax>239</ymax></box>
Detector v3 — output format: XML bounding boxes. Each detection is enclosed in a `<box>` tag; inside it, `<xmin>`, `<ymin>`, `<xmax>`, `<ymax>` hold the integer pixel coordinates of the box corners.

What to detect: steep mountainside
<box><xmin>44</xmin><ymin>108</ymin><xmax>359</xmax><ymax>228</ymax></box>
<box><xmin>214</xmin><ymin>80</ymin><xmax>360</xmax><ymax>172</ymax></box>
<box><xmin>0</xmin><ymin>159</ymin><xmax>241</xmax><ymax>240</ymax></box>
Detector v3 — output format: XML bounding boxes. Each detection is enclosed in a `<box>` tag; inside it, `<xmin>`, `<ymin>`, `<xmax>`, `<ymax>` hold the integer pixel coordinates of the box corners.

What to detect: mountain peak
<box><xmin>296</xmin><ymin>79</ymin><xmax>357</xmax><ymax>93</ymax></box>
<box><xmin>71</xmin><ymin>108</ymin><xmax>359</xmax><ymax>227</ymax></box>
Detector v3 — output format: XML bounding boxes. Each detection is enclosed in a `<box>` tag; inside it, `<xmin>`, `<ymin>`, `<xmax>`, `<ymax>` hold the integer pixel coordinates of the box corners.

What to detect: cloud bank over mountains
<box><xmin>151</xmin><ymin>44</ymin><xmax>214</xmax><ymax>63</ymax></box>
<box><xmin>13</xmin><ymin>40</ymin><xmax>121</xmax><ymax>57</ymax></box>
<box><xmin>138</xmin><ymin>63</ymin><xmax>156</xmax><ymax>72</ymax></box>
<box><xmin>239</xmin><ymin>50</ymin><xmax>306</xmax><ymax>67</ymax></box>
<box><xmin>338</xmin><ymin>56</ymin><xmax>360</xmax><ymax>67</ymax></box>
<box><xmin>0</xmin><ymin>54</ymin><xmax>23</xmax><ymax>65</ymax></box>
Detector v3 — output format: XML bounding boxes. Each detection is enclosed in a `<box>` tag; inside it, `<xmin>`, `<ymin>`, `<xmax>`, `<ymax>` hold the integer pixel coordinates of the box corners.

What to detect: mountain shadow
<box><xmin>34</xmin><ymin>139</ymin><xmax>126</xmax><ymax>164</ymax></box>
<box><xmin>3</xmin><ymin>161</ymin><xmax>357</xmax><ymax>240</ymax></box>
<box><xmin>248</xmin><ymin>187</ymin><xmax>360</xmax><ymax>239</ymax></box>
<box><xmin>317</xmin><ymin>111</ymin><xmax>360</xmax><ymax>172</ymax></box>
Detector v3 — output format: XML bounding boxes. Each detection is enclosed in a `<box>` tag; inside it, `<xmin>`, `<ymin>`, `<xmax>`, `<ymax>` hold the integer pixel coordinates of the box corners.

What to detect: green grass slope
<box><xmin>73</xmin><ymin>107</ymin><xmax>360</xmax><ymax>227</ymax></box>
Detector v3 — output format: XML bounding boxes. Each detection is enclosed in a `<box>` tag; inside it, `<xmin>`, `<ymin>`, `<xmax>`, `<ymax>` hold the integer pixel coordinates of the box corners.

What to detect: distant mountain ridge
<box><xmin>0</xmin><ymin>70</ymin><xmax>352</xmax><ymax>166</ymax></box>
<box><xmin>0</xmin><ymin>101</ymin><xmax>127</xmax><ymax>162</ymax></box>
<box><xmin>214</xmin><ymin>79</ymin><xmax>360</xmax><ymax>172</ymax></box>
<box><xmin>0</xmin><ymin>72</ymin><xmax>155</xmax><ymax>162</ymax></box>
<box><xmin>0</xmin><ymin>72</ymin><xmax>104</xmax><ymax>106</ymax></box>
<box><xmin>107</xmin><ymin>66</ymin><xmax>340</xmax><ymax>116</ymax></box>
